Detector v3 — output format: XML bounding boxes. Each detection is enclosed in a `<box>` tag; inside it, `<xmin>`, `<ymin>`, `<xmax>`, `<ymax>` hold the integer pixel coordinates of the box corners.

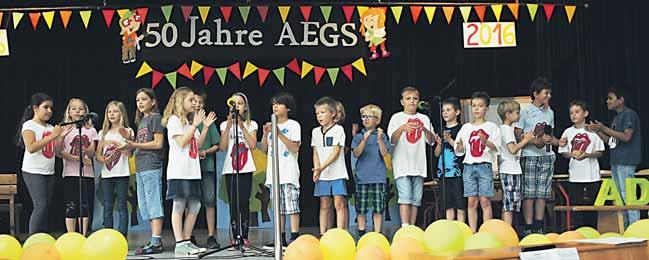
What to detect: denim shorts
<box><xmin>314</xmin><ymin>179</ymin><xmax>347</xmax><ymax>197</ymax></box>
<box><xmin>201</xmin><ymin>171</ymin><xmax>216</xmax><ymax>206</ymax></box>
<box><xmin>136</xmin><ymin>168</ymin><xmax>164</xmax><ymax>220</ymax></box>
<box><xmin>462</xmin><ymin>163</ymin><xmax>494</xmax><ymax>197</ymax></box>
<box><xmin>395</xmin><ymin>176</ymin><xmax>424</xmax><ymax>206</ymax></box>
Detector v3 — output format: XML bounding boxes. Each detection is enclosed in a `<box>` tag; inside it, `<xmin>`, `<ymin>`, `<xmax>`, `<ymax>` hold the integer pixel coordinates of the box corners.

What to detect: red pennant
<box><xmin>341</xmin><ymin>64</ymin><xmax>353</xmax><ymax>81</ymax></box>
<box><xmin>177</xmin><ymin>63</ymin><xmax>193</xmax><ymax>80</ymax></box>
<box><xmin>299</xmin><ymin>6</ymin><xmax>312</xmax><ymax>21</ymax></box>
<box><xmin>379</xmin><ymin>7</ymin><xmax>388</xmax><ymax>14</ymax></box>
<box><xmin>28</xmin><ymin>12</ymin><xmax>40</xmax><ymax>30</ymax></box>
<box><xmin>410</xmin><ymin>6</ymin><xmax>423</xmax><ymax>24</ymax></box>
<box><xmin>313</xmin><ymin>67</ymin><xmax>326</xmax><ymax>84</ymax></box>
<box><xmin>102</xmin><ymin>9</ymin><xmax>115</xmax><ymax>28</ymax></box>
<box><xmin>257</xmin><ymin>6</ymin><xmax>269</xmax><ymax>22</ymax></box>
<box><xmin>342</xmin><ymin>6</ymin><xmax>355</xmax><ymax>23</ymax></box>
<box><xmin>543</xmin><ymin>4</ymin><xmax>555</xmax><ymax>22</ymax></box>
<box><xmin>136</xmin><ymin>7</ymin><xmax>149</xmax><ymax>23</ymax></box>
<box><xmin>258</xmin><ymin>68</ymin><xmax>270</xmax><ymax>87</ymax></box>
<box><xmin>286</xmin><ymin>58</ymin><xmax>301</xmax><ymax>75</ymax></box>
<box><xmin>151</xmin><ymin>71</ymin><xmax>164</xmax><ymax>89</ymax></box>
<box><xmin>203</xmin><ymin>66</ymin><xmax>214</xmax><ymax>86</ymax></box>
<box><xmin>474</xmin><ymin>5</ymin><xmax>486</xmax><ymax>22</ymax></box>
<box><xmin>181</xmin><ymin>5</ymin><xmax>193</xmax><ymax>22</ymax></box>
<box><xmin>228</xmin><ymin>62</ymin><xmax>241</xmax><ymax>80</ymax></box>
<box><xmin>220</xmin><ymin>6</ymin><xmax>232</xmax><ymax>22</ymax></box>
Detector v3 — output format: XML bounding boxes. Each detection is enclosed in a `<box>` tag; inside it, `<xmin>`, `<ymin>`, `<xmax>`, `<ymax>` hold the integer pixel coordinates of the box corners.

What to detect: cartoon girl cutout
<box><xmin>360</xmin><ymin>7</ymin><xmax>390</xmax><ymax>60</ymax></box>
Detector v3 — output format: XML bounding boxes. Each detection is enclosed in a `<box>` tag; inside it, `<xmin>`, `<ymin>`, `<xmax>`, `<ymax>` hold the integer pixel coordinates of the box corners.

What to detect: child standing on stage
<box><xmin>162</xmin><ymin>87</ymin><xmax>216</xmax><ymax>256</ymax></box>
<box><xmin>496</xmin><ymin>101</ymin><xmax>533</xmax><ymax>226</ymax></box>
<box><xmin>18</xmin><ymin>93</ymin><xmax>71</xmax><ymax>235</ymax></box>
<box><xmin>387</xmin><ymin>86</ymin><xmax>434</xmax><ymax>227</ymax></box>
<box><xmin>312</xmin><ymin>97</ymin><xmax>349</xmax><ymax>235</ymax></box>
<box><xmin>129</xmin><ymin>89</ymin><xmax>165</xmax><ymax>255</ymax></box>
<box><xmin>352</xmin><ymin>104</ymin><xmax>390</xmax><ymax>235</ymax></box>
<box><xmin>559</xmin><ymin>100</ymin><xmax>605</xmax><ymax>229</ymax></box>
<box><xmin>434</xmin><ymin>98</ymin><xmax>466</xmax><ymax>222</ymax></box>
<box><xmin>96</xmin><ymin>101</ymin><xmax>133</xmax><ymax>237</ymax></box>
<box><xmin>455</xmin><ymin>92</ymin><xmax>501</xmax><ymax>232</ymax></box>
<box><xmin>261</xmin><ymin>92</ymin><xmax>301</xmax><ymax>248</ymax></box>
<box><xmin>219</xmin><ymin>92</ymin><xmax>258</xmax><ymax>245</ymax></box>
<box><xmin>60</xmin><ymin>98</ymin><xmax>98</xmax><ymax>235</ymax></box>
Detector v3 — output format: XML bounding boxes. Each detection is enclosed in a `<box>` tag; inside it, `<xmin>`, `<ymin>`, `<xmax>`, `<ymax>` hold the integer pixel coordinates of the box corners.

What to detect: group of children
<box><xmin>16</xmin><ymin>76</ymin><xmax>642</xmax><ymax>256</ymax></box>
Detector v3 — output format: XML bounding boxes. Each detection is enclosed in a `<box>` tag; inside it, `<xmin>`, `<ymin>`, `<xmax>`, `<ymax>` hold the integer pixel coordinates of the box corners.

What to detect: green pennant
<box><xmin>273</xmin><ymin>67</ymin><xmax>285</xmax><ymax>86</ymax></box>
<box><xmin>165</xmin><ymin>72</ymin><xmax>177</xmax><ymax>89</ymax></box>
<box><xmin>161</xmin><ymin>5</ymin><xmax>173</xmax><ymax>22</ymax></box>
<box><xmin>216</xmin><ymin>67</ymin><xmax>228</xmax><ymax>85</ymax></box>
<box><xmin>238</xmin><ymin>6</ymin><xmax>251</xmax><ymax>24</ymax></box>
<box><xmin>320</xmin><ymin>6</ymin><xmax>332</xmax><ymax>23</ymax></box>
<box><xmin>327</xmin><ymin>68</ymin><xmax>339</xmax><ymax>85</ymax></box>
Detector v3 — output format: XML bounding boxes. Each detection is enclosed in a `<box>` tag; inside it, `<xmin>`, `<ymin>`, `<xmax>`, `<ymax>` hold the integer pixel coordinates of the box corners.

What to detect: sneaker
<box><xmin>187</xmin><ymin>242</ymin><xmax>207</xmax><ymax>253</ymax></box>
<box><xmin>175</xmin><ymin>241</ymin><xmax>201</xmax><ymax>257</ymax></box>
<box><xmin>263</xmin><ymin>241</ymin><xmax>287</xmax><ymax>250</ymax></box>
<box><xmin>206</xmin><ymin>236</ymin><xmax>221</xmax><ymax>249</ymax></box>
<box><xmin>370</xmin><ymin>52</ymin><xmax>379</xmax><ymax>60</ymax></box>
<box><xmin>135</xmin><ymin>243</ymin><xmax>164</xmax><ymax>255</ymax></box>
<box><xmin>381</xmin><ymin>50</ymin><xmax>391</xmax><ymax>58</ymax></box>
<box><xmin>243</xmin><ymin>239</ymin><xmax>251</xmax><ymax>246</ymax></box>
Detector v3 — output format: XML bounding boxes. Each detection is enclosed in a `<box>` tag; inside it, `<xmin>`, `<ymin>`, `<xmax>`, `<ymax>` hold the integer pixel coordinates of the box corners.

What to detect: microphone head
<box><xmin>226</xmin><ymin>97</ymin><xmax>236</xmax><ymax>108</ymax></box>
<box><xmin>417</xmin><ymin>101</ymin><xmax>430</xmax><ymax>110</ymax></box>
<box><xmin>85</xmin><ymin>112</ymin><xmax>99</xmax><ymax>121</ymax></box>
<box><xmin>543</xmin><ymin>125</ymin><xmax>553</xmax><ymax>135</ymax></box>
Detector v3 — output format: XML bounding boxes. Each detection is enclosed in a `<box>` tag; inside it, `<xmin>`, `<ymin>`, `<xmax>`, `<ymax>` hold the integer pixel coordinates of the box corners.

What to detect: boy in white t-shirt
<box><xmin>496</xmin><ymin>101</ymin><xmax>534</xmax><ymax>227</ymax></box>
<box><xmin>558</xmin><ymin>100</ymin><xmax>605</xmax><ymax>229</ymax></box>
<box><xmin>455</xmin><ymin>91</ymin><xmax>501</xmax><ymax>232</ymax></box>
<box><xmin>387</xmin><ymin>87</ymin><xmax>434</xmax><ymax>226</ymax></box>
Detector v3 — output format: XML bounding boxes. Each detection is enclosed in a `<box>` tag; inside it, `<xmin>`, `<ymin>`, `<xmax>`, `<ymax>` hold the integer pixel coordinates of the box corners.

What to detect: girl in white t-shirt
<box><xmin>219</xmin><ymin>92</ymin><xmax>258</xmax><ymax>244</ymax></box>
<box><xmin>96</xmin><ymin>101</ymin><xmax>133</xmax><ymax>236</ymax></box>
<box><xmin>162</xmin><ymin>87</ymin><xmax>216</xmax><ymax>256</ymax></box>
<box><xmin>18</xmin><ymin>92</ymin><xmax>71</xmax><ymax>235</ymax></box>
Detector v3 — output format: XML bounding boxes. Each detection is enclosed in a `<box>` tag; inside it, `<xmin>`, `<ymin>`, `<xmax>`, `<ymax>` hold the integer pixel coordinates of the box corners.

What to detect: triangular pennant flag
<box><xmin>42</xmin><ymin>11</ymin><xmax>55</xmax><ymax>29</ymax></box>
<box><xmin>459</xmin><ymin>6</ymin><xmax>471</xmax><ymax>22</ymax></box>
<box><xmin>216</xmin><ymin>67</ymin><xmax>228</xmax><ymax>85</ymax></box>
<box><xmin>190</xmin><ymin>61</ymin><xmax>203</xmax><ymax>76</ymax></box>
<box><xmin>474</xmin><ymin>6</ymin><xmax>486</xmax><ymax>22</ymax></box>
<box><xmin>543</xmin><ymin>4</ymin><xmax>555</xmax><ymax>22</ymax></box>
<box><xmin>258</xmin><ymin>68</ymin><xmax>270</xmax><ymax>87</ymax></box>
<box><xmin>286</xmin><ymin>58</ymin><xmax>301</xmax><ymax>75</ymax></box>
<box><xmin>442</xmin><ymin>6</ymin><xmax>455</xmax><ymax>24</ymax></box>
<box><xmin>151</xmin><ymin>71</ymin><xmax>164</xmax><ymax>89</ymax></box>
<box><xmin>165</xmin><ymin>72</ymin><xmax>177</xmax><ymax>89</ymax></box>
<box><xmin>299</xmin><ymin>6</ymin><xmax>312</xmax><ymax>21</ymax></box>
<box><xmin>565</xmin><ymin>5</ymin><xmax>576</xmax><ymax>24</ymax></box>
<box><xmin>313</xmin><ymin>67</ymin><xmax>325</xmax><ymax>85</ymax></box>
<box><xmin>424</xmin><ymin>7</ymin><xmax>436</xmax><ymax>24</ymax></box>
<box><xmin>12</xmin><ymin>12</ymin><xmax>24</xmax><ymax>29</ymax></box>
<box><xmin>79</xmin><ymin>10</ymin><xmax>91</xmax><ymax>29</ymax></box>
<box><xmin>273</xmin><ymin>68</ymin><xmax>285</xmax><ymax>86</ymax></box>
<box><xmin>239</xmin><ymin>6</ymin><xmax>251</xmax><ymax>24</ymax></box>
<box><xmin>59</xmin><ymin>11</ymin><xmax>72</xmax><ymax>29</ymax></box>
<box><xmin>278</xmin><ymin>6</ymin><xmax>290</xmax><ymax>23</ymax></box>
<box><xmin>507</xmin><ymin>3</ymin><xmax>519</xmax><ymax>20</ymax></box>
<box><xmin>28</xmin><ymin>13</ymin><xmax>40</xmax><ymax>30</ymax></box>
<box><xmin>357</xmin><ymin>6</ymin><xmax>369</xmax><ymax>17</ymax></box>
<box><xmin>301</xmin><ymin>61</ymin><xmax>314</xmax><ymax>79</ymax></box>
<box><xmin>491</xmin><ymin>5</ymin><xmax>503</xmax><ymax>22</ymax></box>
<box><xmin>220</xmin><ymin>6</ymin><xmax>233</xmax><ymax>23</ymax></box>
<box><xmin>135</xmin><ymin>62</ymin><xmax>153</xmax><ymax>78</ymax></box>
<box><xmin>181</xmin><ymin>5</ymin><xmax>193</xmax><ymax>23</ymax></box>
<box><xmin>527</xmin><ymin>4</ymin><xmax>538</xmax><ymax>22</ymax></box>
<box><xmin>136</xmin><ymin>7</ymin><xmax>148</xmax><ymax>23</ymax></box>
<box><xmin>341</xmin><ymin>64</ymin><xmax>353</xmax><ymax>81</ymax></box>
<box><xmin>161</xmin><ymin>5</ymin><xmax>173</xmax><ymax>22</ymax></box>
<box><xmin>177</xmin><ymin>63</ymin><xmax>193</xmax><ymax>80</ymax></box>
<box><xmin>342</xmin><ymin>6</ymin><xmax>355</xmax><ymax>23</ymax></box>
<box><xmin>228</xmin><ymin>62</ymin><xmax>241</xmax><ymax>81</ymax></box>
<box><xmin>320</xmin><ymin>6</ymin><xmax>332</xmax><ymax>23</ymax></box>
<box><xmin>117</xmin><ymin>9</ymin><xmax>129</xmax><ymax>19</ymax></box>
<box><xmin>390</xmin><ymin>6</ymin><xmax>403</xmax><ymax>24</ymax></box>
<box><xmin>257</xmin><ymin>6</ymin><xmax>269</xmax><ymax>22</ymax></box>
<box><xmin>242</xmin><ymin>61</ymin><xmax>258</xmax><ymax>79</ymax></box>
<box><xmin>327</xmin><ymin>68</ymin><xmax>339</xmax><ymax>85</ymax></box>
<box><xmin>102</xmin><ymin>9</ymin><xmax>115</xmax><ymax>28</ymax></box>
<box><xmin>202</xmin><ymin>66</ymin><xmax>214</xmax><ymax>86</ymax></box>
<box><xmin>198</xmin><ymin>6</ymin><xmax>210</xmax><ymax>24</ymax></box>
<box><xmin>410</xmin><ymin>6</ymin><xmax>422</xmax><ymax>24</ymax></box>
<box><xmin>352</xmin><ymin>58</ymin><xmax>366</xmax><ymax>76</ymax></box>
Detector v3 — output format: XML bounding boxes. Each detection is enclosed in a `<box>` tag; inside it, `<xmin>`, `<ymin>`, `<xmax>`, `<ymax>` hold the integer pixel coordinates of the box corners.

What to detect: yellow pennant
<box><xmin>424</xmin><ymin>7</ymin><xmax>436</xmax><ymax>24</ymax></box>
<box><xmin>527</xmin><ymin>4</ymin><xmax>538</xmax><ymax>22</ymax></box>
<box><xmin>190</xmin><ymin>61</ymin><xmax>203</xmax><ymax>76</ymax></box>
<box><xmin>491</xmin><ymin>4</ymin><xmax>503</xmax><ymax>22</ymax></box>
<box><xmin>42</xmin><ymin>11</ymin><xmax>55</xmax><ymax>29</ymax></box>
<box><xmin>79</xmin><ymin>10</ymin><xmax>92</xmax><ymax>29</ymax></box>
<box><xmin>357</xmin><ymin>6</ymin><xmax>369</xmax><ymax>17</ymax></box>
<box><xmin>243</xmin><ymin>61</ymin><xmax>258</xmax><ymax>79</ymax></box>
<box><xmin>352</xmin><ymin>58</ymin><xmax>366</xmax><ymax>76</ymax></box>
<box><xmin>117</xmin><ymin>9</ymin><xmax>130</xmax><ymax>19</ymax></box>
<box><xmin>390</xmin><ymin>6</ymin><xmax>403</xmax><ymax>24</ymax></box>
<box><xmin>278</xmin><ymin>6</ymin><xmax>290</xmax><ymax>23</ymax></box>
<box><xmin>198</xmin><ymin>6</ymin><xmax>211</xmax><ymax>24</ymax></box>
<box><xmin>565</xmin><ymin>5</ymin><xmax>576</xmax><ymax>24</ymax></box>
<box><xmin>135</xmin><ymin>62</ymin><xmax>153</xmax><ymax>78</ymax></box>
<box><xmin>459</xmin><ymin>6</ymin><xmax>471</xmax><ymax>22</ymax></box>
<box><xmin>301</xmin><ymin>61</ymin><xmax>314</xmax><ymax>79</ymax></box>
<box><xmin>12</xmin><ymin>12</ymin><xmax>24</xmax><ymax>29</ymax></box>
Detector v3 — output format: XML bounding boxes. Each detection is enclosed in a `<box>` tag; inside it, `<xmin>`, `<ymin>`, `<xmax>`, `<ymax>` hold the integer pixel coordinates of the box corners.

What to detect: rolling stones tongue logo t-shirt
<box><xmin>571</xmin><ymin>133</ymin><xmax>591</xmax><ymax>153</ymax></box>
<box><xmin>166</xmin><ymin>115</ymin><xmax>201</xmax><ymax>180</ymax></box>
<box><xmin>558</xmin><ymin>126</ymin><xmax>605</xmax><ymax>182</ymax></box>
<box><xmin>188</xmin><ymin>136</ymin><xmax>198</xmax><ymax>159</ymax></box>
<box><xmin>534</xmin><ymin>122</ymin><xmax>547</xmax><ymax>137</ymax></box>
<box><xmin>42</xmin><ymin>131</ymin><xmax>55</xmax><ymax>159</ymax></box>
<box><xmin>69</xmin><ymin>135</ymin><xmax>90</xmax><ymax>156</ymax></box>
<box><xmin>469</xmin><ymin>129</ymin><xmax>489</xmax><ymax>157</ymax></box>
<box><xmin>456</xmin><ymin>122</ymin><xmax>501</xmax><ymax>165</ymax></box>
<box><xmin>406</xmin><ymin>118</ymin><xmax>424</xmax><ymax>143</ymax></box>
<box><xmin>229</xmin><ymin>142</ymin><xmax>250</xmax><ymax>171</ymax></box>
<box><xmin>62</xmin><ymin>127</ymin><xmax>98</xmax><ymax>177</ymax></box>
<box><xmin>103</xmin><ymin>144</ymin><xmax>121</xmax><ymax>171</ymax></box>
<box><xmin>387</xmin><ymin>112</ymin><xmax>433</xmax><ymax>179</ymax></box>
<box><xmin>220</xmin><ymin>120</ymin><xmax>258</xmax><ymax>174</ymax></box>
<box><xmin>100</xmin><ymin>130</ymin><xmax>131</xmax><ymax>178</ymax></box>
<box><xmin>21</xmin><ymin>120</ymin><xmax>56</xmax><ymax>175</ymax></box>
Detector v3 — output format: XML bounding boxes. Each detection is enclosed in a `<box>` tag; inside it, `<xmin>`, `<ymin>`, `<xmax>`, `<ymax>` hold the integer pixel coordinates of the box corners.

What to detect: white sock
<box><xmin>401</xmin><ymin>223</ymin><xmax>409</xmax><ymax>227</ymax></box>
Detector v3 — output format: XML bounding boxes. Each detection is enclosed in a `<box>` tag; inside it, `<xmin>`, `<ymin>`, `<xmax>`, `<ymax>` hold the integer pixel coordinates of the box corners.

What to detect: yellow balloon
<box><xmin>285</xmin><ymin>238</ymin><xmax>323</xmax><ymax>260</ymax></box>
<box><xmin>478</xmin><ymin>219</ymin><xmax>519</xmax><ymax>247</ymax></box>
<box><xmin>520</xmin><ymin>234</ymin><xmax>552</xmax><ymax>246</ymax></box>
<box><xmin>424</xmin><ymin>220</ymin><xmax>464</xmax><ymax>256</ymax></box>
<box><xmin>392</xmin><ymin>225</ymin><xmax>425</xmax><ymax>247</ymax></box>
<box><xmin>22</xmin><ymin>233</ymin><xmax>55</xmax><ymax>249</ymax></box>
<box><xmin>295</xmin><ymin>234</ymin><xmax>320</xmax><ymax>245</ymax></box>
<box><xmin>600</xmin><ymin>232</ymin><xmax>622</xmax><ymax>238</ymax></box>
<box><xmin>624</xmin><ymin>219</ymin><xmax>649</xmax><ymax>239</ymax></box>
<box><xmin>453</xmin><ymin>221</ymin><xmax>473</xmax><ymax>240</ymax></box>
<box><xmin>356</xmin><ymin>245</ymin><xmax>387</xmax><ymax>260</ymax></box>
<box><xmin>390</xmin><ymin>237</ymin><xmax>425</xmax><ymax>260</ymax></box>
<box><xmin>320</xmin><ymin>228</ymin><xmax>356</xmax><ymax>260</ymax></box>
<box><xmin>357</xmin><ymin>232</ymin><xmax>390</xmax><ymax>258</ymax></box>
<box><xmin>545</xmin><ymin>233</ymin><xmax>560</xmax><ymax>243</ymax></box>
<box><xmin>557</xmin><ymin>231</ymin><xmax>585</xmax><ymax>242</ymax></box>
<box><xmin>20</xmin><ymin>243</ymin><xmax>60</xmax><ymax>260</ymax></box>
<box><xmin>0</xmin><ymin>235</ymin><xmax>22</xmax><ymax>260</ymax></box>
<box><xmin>80</xmin><ymin>229</ymin><xmax>128</xmax><ymax>260</ymax></box>
<box><xmin>575</xmin><ymin>226</ymin><xmax>600</xmax><ymax>239</ymax></box>
<box><xmin>55</xmin><ymin>232</ymin><xmax>86</xmax><ymax>260</ymax></box>
<box><xmin>464</xmin><ymin>232</ymin><xmax>504</xmax><ymax>250</ymax></box>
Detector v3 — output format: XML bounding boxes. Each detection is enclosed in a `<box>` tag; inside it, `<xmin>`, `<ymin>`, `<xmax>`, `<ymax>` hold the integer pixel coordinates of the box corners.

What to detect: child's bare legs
<box><xmin>457</xmin><ymin>209</ymin><xmax>466</xmax><ymax>223</ymax></box>
<box><xmin>467</xmin><ymin>196</ymin><xmax>479</xmax><ymax>232</ymax></box>
<box><xmin>65</xmin><ymin>217</ymin><xmax>90</xmax><ymax>235</ymax></box>
<box><xmin>334</xmin><ymin>195</ymin><xmax>347</xmax><ymax>229</ymax></box>
<box><xmin>480</xmin><ymin>196</ymin><xmax>493</xmax><ymax>223</ymax></box>
<box><xmin>357</xmin><ymin>213</ymin><xmax>367</xmax><ymax>231</ymax></box>
<box><xmin>151</xmin><ymin>218</ymin><xmax>163</xmax><ymax>238</ymax></box>
<box><xmin>373</xmin><ymin>213</ymin><xmax>383</xmax><ymax>233</ymax></box>
<box><xmin>206</xmin><ymin>206</ymin><xmax>216</xmax><ymax>237</ymax></box>
<box><xmin>290</xmin><ymin>214</ymin><xmax>300</xmax><ymax>234</ymax></box>
<box><xmin>319</xmin><ymin>197</ymin><xmax>333</xmax><ymax>234</ymax></box>
<box><xmin>327</xmin><ymin>210</ymin><xmax>334</xmax><ymax>230</ymax></box>
<box><xmin>399</xmin><ymin>204</ymin><xmax>411</xmax><ymax>225</ymax></box>
<box><xmin>172</xmin><ymin>199</ymin><xmax>201</xmax><ymax>242</ymax></box>
<box><xmin>446</xmin><ymin>209</ymin><xmax>456</xmax><ymax>220</ymax></box>
<box><xmin>409</xmin><ymin>205</ymin><xmax>418</xmax><ymax>225</ymax></box>
<box><xmin>503</xmin><ymin>211</ymin><xmax>514</xmax><ymax>226</ymax></box>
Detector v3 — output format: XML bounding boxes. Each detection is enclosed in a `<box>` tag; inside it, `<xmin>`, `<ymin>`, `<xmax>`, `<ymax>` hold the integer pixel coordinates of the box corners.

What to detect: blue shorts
<box><xmin>462</xmin><ymin>163</ymin><xmax>494</xmax><ymax>197</ymax></box>
<box><xmin>314</xmin><ymin>179</ymin><xmax>347</xmax><ymax>197</ymax></box>
<box><xmin>136</xmin><ymin>168</ymin><xmax>164</xmax><ymax>220</ymax></box>
<box><xmin>395</xmin><ymin>176</ymin><xmax>424</xmax><ymax>206</ymax></box>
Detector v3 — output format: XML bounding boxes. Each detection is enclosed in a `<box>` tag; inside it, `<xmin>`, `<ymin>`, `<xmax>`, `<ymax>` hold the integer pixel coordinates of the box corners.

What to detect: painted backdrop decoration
<box><xmin>360</xmin><ymin>7</ymin><xmax>390</xmax><ymax>60</ymax></box>
<box><xmin>119</xmin><ymin>9</ymin><xmax>144</xmax><ymax>63</ymax></box>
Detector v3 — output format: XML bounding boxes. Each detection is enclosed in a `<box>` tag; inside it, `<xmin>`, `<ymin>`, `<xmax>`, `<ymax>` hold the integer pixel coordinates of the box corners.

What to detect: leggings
<box><xmin>22</xmin><ymin>172</ymin><xmax>55</xmax><ymax>235</ymax></box>
<box><xmin>172</xmin><ymin>198</ymin><xmax>201</xmax><ymax>215</ymax></box>
<box><xmin>101</xmin><ymin>177</ymin><xmax>129</xmax><ymax>235</ymax></box>
<box><xmin>225</xmin><ymin>173</ymin><xmax>253</xmax><ymax>239</ymax></box>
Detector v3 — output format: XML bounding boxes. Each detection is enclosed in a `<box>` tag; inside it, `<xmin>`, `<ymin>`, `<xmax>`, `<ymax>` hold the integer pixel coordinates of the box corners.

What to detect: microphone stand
<box><xmin>430</xmin><ymin>79</ymin><xmax>456</xmax><ymax>220</ymax></box>
<box><xmin>61</xmin><ymin>116</ymin><xmax>93</xmax><ymax>235</ymax></box>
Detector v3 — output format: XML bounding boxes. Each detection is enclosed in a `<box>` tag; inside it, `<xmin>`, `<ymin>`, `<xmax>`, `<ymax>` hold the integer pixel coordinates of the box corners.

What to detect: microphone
<box><xmin>226</xmin><ymin>97</ymin><xmax>236</xmax><ymax>108</ymax></box>
<box><xmin>83</xmin><ymin>112</ymin><xmax>99</xmax><ymax>123</ymax></box>
<box><xmin>543</xmin><ymin>125</ymin><xmax>553</xmax><ymax>152</ymax></box>
<box><xmin>417</xmin><ymin>100</ymin><xmax>430</xmax><ymax>110</ymax></box>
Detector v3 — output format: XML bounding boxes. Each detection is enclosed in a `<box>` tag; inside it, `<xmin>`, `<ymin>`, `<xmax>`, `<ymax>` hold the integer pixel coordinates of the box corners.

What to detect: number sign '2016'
<box><xmin>463</xmin><ymin>22</ymin><xmax>516</xmax><ymax>48</ymax></box>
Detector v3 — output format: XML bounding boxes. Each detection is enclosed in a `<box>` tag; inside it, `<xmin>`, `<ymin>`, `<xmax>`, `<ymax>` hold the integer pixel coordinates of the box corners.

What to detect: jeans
<box><xmin>22</xmin><ymin>172</ymin><xmax>55</xmax><ymax>234</ymax></box>
<box><xmin>101</xmin><ymin>177</ymin><xmax>129</xmax><ymax>235</ymax></box>
<box><xmin>611</xmin><ymin>164</ymin><xmax>640</xmax><ymax>227</ymax></box>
